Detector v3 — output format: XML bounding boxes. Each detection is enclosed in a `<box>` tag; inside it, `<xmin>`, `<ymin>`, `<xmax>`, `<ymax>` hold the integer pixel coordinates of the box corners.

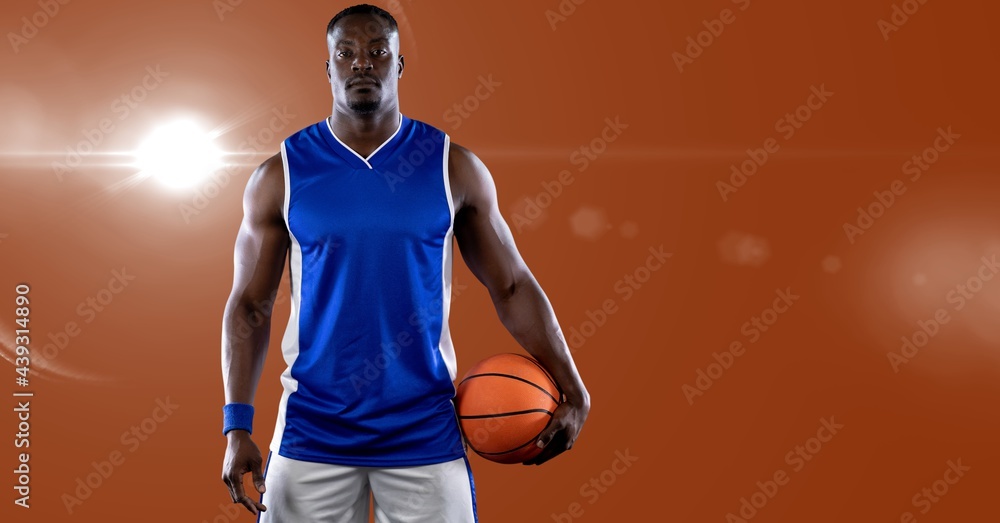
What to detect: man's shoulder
<box><xmin>447</xmin><ymin>140</ymin><xmax>482</xmax><ymax>172</ymax></box>
<box><xmin>446</xmin><ymin>138</ymin><xmax>494</xmax><ymax>212</ymax></box>
<box><xmin>257</xmin><ymin>152</ymin><xmax>285</xmax><ymax>178</ymax></box>
<box><xmin>247</xmin><ymin>152</ymin><xmax>285</xmax><ymax>200</ymax></box>
<box><xmin>235</xmin><ymin>150</ymin><xmax>286</xmax><ymax>223</ymax></box>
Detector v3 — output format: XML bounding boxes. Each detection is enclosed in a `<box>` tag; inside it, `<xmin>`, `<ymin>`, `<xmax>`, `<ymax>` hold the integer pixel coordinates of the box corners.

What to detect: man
<box><xmin>220</xmin><ymin>4</ymin><xmax>590</xmax><ymax>521</ymax></box>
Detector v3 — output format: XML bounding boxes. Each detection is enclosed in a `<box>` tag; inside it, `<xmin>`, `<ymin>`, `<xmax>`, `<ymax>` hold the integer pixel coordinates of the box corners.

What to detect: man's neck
<box><xmin>328</xmin><ymin>108</ymin><xmax>401</xmax><ymax>158</ymax></box>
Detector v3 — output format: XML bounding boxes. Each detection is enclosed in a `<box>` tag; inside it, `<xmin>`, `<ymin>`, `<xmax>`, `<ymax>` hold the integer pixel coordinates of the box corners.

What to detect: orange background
<box><xmin>2</xmin><ymin>0</ymin><xmax>1000</xmax><ymax>521</ymax></box>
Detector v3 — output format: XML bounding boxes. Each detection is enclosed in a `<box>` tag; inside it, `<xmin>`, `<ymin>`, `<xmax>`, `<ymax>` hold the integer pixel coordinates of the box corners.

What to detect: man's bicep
<box><xmin>451</xmin><ymin>145</ymin><xmax>529</xmax><ymax>302</ymax></box>
<box><xmin>230</xmin><ymin>155</ymin><xmax>289</xmax><ymax>306</ymax></box>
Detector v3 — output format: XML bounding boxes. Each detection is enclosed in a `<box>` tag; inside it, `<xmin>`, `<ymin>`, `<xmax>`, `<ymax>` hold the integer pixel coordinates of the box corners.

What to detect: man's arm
<box><xmin>450</xmin><ymin>142</ymin><xmax>590</xmax><ymax>466</ymax></box>
<box><xmin>220</xmin><ymin>152</ymin><xmax>288</xmax><ymax>515</ymax></box>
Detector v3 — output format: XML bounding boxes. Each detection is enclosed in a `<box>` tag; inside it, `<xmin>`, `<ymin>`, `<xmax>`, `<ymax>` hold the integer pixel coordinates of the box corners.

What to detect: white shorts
<box><xmin>257</xmin><ymin>451</ymin><xmax>478</xmax><ymax>523</ymax></box>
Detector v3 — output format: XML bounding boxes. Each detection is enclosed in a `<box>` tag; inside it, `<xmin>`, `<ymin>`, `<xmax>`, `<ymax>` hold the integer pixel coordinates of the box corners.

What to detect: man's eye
<box><xmin>373</xmin><ymin>49</ymin><xmax>387</xmax><ymax>56</ymax></box>
<box><xmin>338</xmin><ymin>50</ymin><xmax>352</xmax><ymax>57</ymax></box>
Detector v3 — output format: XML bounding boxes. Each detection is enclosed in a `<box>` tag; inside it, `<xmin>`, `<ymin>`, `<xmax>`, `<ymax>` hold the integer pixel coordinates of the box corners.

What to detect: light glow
<box><xmin>134</xmin><ymin>120</ymin><xmax>224</xmax><ymax>188</ymax></box>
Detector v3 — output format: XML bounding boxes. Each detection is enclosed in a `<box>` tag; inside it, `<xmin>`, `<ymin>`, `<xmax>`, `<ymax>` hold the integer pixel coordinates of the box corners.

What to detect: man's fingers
<box><xmin>252</xmin><ymin>465</ymin><xmax>267</xmax><ymax>494</ymax></box>
<box><xmin>525</xmin><ymin>430</ymin><xmax>568</xmax><ymax>466</ymax></box>
<box><xmin>226</xmin><ymin>467</ymin><xmax>267</xmax><ymax>515</ymax></box>
<box><xmin>237</xmin><ymin>495</ymin><xmax>257</xmax><ymax>516</ymax></box>
<box><xmin>525</xmin><ymin>440</ymin><xmax>558</xmax><ymax>465</ymax></box>
<box><xmin>221</xmin><ymin>475</ymin><xmax>237</xmax><ymax>503</ymax></box>
<box><xmin>222</xmin><ymin>438</ymin><xmax>267</xmax><ymax>514</ymax></box>
<box><xmin>535</xmin><ymin>422</ymin><xmax>559</xmax><ymax>449</ymax></box>
<box><xmin>236</xmin><ymin>494</ymin><xmax>266</xmax><ymax>515</ymax></box>
<box><xmin>536</xmin><ymin>406</ymin><xmax>574</xmax><ymax>448</ymax></box>
<box><xmin>227</xmin><ymin>471</ymin><xmax>248</xmax><ymax>505</ymax></box>
<box><xmin>521</xmin><ymin>401</ymin><xmax>586</xmax><ymax>466</ymax></box>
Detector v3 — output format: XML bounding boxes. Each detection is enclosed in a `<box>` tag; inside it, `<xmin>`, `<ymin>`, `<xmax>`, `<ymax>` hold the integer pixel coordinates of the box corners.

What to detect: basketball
<box><xmin>455</xmin><ymin>353</ymin><xmax>562</xmax><ymax>464</ymax></box>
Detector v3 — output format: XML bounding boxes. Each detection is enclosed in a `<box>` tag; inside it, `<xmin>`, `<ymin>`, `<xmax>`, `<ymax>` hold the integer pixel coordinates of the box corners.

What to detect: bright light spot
<box><xmin>717</xmin><ymin>231</ymin><xmax>771</xmax><ymax>267</ymax></box>
<box><xmin>619</xmin><ymin>220</ymin><xmax>639</xmax><ymax>239</ymax></box>
<box><xmin>822</xmin><ymin>255</ymin><xmax>842</xmax><ymax>274</ymax></box>
<box><xmin>570</xmin><ymin>206</ymin><xmax>611</xmax><ymax>241</ymax></box>
<box><xmin>134</xmin><ymin>120</ymin><xmax>223</xmax><ymax>188</ymax></box>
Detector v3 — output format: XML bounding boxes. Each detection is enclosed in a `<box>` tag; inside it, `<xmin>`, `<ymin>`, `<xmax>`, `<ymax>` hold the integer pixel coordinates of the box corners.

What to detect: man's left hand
<box><xmin>524</xmin><ymin>398</ymin><xmax>590</xmax><ymax>466</ymax></box>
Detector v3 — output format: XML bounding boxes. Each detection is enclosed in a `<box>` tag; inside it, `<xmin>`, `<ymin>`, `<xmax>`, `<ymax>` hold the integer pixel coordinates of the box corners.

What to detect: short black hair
<box><xmin>327</xmin><ymin>4</ymin><xmax>398</xmax><ymax>37</ymax></box>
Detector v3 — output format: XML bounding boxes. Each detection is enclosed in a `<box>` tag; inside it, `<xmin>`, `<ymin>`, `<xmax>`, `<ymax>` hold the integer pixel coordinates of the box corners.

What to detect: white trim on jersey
<box><xmin>271</xmin><ymin>140</ymin><xmax>304</xmax><ymax>455</ymax></box>
<box><xmin>324</xmin><ymin>113</ymin><xmax>403</xmax><ymax>170</ymax></box>
<box><xmin>439</xmin><ymin>134</ymin><xmax>458</xmax><ymax>381</ymax></box>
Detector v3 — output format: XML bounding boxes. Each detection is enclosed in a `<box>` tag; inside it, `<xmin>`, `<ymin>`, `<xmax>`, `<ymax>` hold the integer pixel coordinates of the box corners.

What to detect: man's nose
<box><xmin>352</xmin><ymin>57</ymin><xmax>373</xmax><ymax>71</ymax></box>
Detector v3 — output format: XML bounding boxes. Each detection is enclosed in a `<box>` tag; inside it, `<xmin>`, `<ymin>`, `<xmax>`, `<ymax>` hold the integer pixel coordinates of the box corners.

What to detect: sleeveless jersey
<box><xmin>269</xmin><ymin>114</ymin><xmax>465</xmax><ymax>466</ymax></box>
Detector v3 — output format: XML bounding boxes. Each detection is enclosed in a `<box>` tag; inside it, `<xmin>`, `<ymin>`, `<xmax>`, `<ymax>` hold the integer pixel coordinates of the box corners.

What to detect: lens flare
<box><xmin>133</xmin><ymin>120</ymin><xmax>224</xmax><ymax>188</ymax></box>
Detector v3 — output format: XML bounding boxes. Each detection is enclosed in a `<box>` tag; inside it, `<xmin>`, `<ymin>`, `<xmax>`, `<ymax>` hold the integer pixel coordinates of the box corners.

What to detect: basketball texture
<box><xmin>455</xmin><ymin>353</ymin><xmax>562</xmax><ymax>464</ymax></box>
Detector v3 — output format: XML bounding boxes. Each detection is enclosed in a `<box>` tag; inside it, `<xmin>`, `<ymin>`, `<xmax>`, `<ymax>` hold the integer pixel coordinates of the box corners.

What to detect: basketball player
<box><xmin>220</xmin><ymin>4</ymin><xmax>590</xmax><ymax>521</ymax></box>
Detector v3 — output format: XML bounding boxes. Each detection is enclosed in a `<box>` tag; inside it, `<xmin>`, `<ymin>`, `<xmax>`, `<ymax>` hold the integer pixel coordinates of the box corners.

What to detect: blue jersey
<box><xmin>269</xmin><ymin>114</ymin><xmax>465</xmax><ymax>467</ymax></box>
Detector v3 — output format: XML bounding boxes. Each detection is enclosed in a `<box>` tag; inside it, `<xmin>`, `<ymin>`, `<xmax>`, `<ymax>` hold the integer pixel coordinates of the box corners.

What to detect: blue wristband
<box><xmin>223</xmin><ymin>403</ymin><xmax>254</xmax><ymax>435</ymax></box>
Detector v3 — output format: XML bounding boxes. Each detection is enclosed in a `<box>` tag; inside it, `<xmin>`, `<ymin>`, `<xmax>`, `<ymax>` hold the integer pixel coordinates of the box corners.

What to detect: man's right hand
<box><xmin>221</xmin><ymin>430</ymin><xmax>268</xmax><ymax>515</ymax></box>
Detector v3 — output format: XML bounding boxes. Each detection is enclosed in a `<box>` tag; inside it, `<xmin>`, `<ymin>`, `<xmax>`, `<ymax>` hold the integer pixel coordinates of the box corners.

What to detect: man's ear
<box><xmin>398</xmin><ymin>55</ymin><xmax>405</xmax><ymax>79</ymax></box>
<box><xmin>325</xmin><ymin>60</ymin><xmax>332</xmax><ymax>82</ymax></box>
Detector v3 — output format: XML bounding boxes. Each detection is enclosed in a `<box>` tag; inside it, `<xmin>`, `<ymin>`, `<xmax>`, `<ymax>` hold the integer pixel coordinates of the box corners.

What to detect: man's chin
<box><xmin>347</xmin><ymin>98</ymin><xmax>381</xmax><ymax>115</ymax></box>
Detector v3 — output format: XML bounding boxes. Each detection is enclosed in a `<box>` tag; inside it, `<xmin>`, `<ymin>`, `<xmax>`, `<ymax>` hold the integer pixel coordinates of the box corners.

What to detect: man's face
<box><xmin>327</xmin><ymin>14</ymin><xmax>403</xmax><ymax>116</ymax></box>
